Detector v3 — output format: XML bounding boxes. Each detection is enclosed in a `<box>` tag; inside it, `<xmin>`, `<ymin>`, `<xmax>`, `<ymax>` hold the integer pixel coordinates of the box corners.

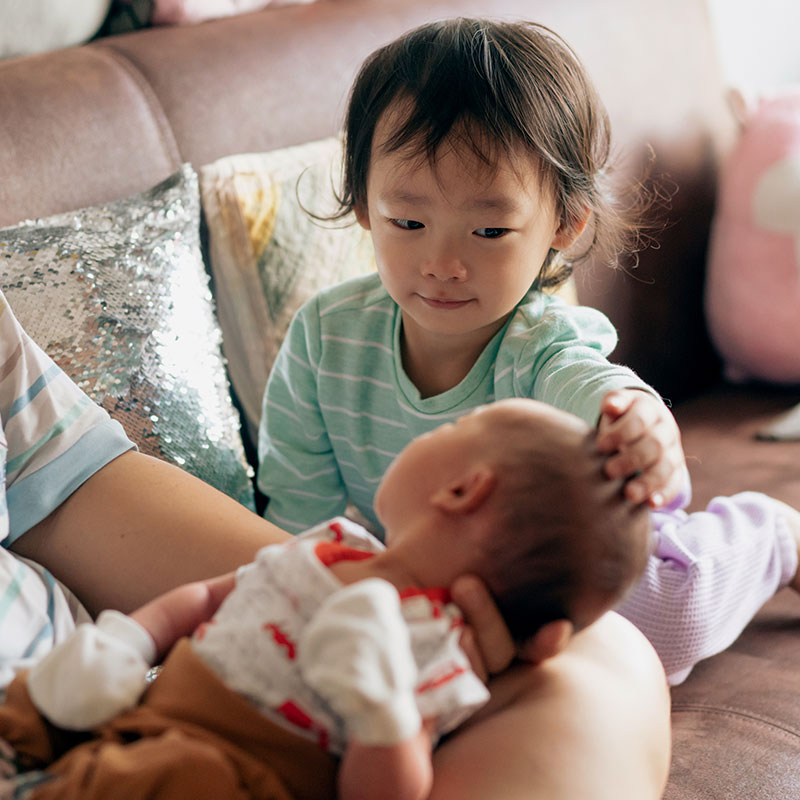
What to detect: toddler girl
<box><xmin>258</xmin><ymin>18</ymin><xmax>799</xmax><ymax>684</ymax></box>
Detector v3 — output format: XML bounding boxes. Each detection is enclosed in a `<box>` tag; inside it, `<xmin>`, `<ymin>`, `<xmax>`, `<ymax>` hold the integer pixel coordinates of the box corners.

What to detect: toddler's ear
<box><xmin>551</xmin><ymin>207</ymin><xmax>591</xmax><ymax>251</ymax></box>
<box><xmin>354</xmin><ymin>203</ymin><xmax>371</xmax><ymax>231</ymax></box>
<box><xmin>431</xmin><ymin>467</ymin><xmax>496</xmax><ymax>514</ymax></box>
<box><xmin>520</xmin><ymin>619</ymin><xmax>574</xmax><ymax>665</ymax></box>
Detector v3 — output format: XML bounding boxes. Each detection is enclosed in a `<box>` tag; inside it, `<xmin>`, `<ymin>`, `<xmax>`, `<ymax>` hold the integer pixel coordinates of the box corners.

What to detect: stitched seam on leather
<box><xmin>86</xmin><ymin>44</ymin><xmax>182</xmax><ymax>166</ymax></box>
<box><xmin>671</xmin><ymin>704</ymin><xmax>800</xmax><ymax>739</ymax></box>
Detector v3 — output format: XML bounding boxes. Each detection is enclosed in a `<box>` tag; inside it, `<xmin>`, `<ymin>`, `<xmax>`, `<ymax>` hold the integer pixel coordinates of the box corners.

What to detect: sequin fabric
<box><xmin>0</xmin><ymin>165</ymin><xmax>255</xmax><ymax>509</ymax></box>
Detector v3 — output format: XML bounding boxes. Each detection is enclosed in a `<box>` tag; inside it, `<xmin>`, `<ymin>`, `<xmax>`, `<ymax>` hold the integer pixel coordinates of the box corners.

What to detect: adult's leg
<box><xmin>430</xmin><ymin>612</ymin><xmax>671</xmax><ymax>800</ymax></box>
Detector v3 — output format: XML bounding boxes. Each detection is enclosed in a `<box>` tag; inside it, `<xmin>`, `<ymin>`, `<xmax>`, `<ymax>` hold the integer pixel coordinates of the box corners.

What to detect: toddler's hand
<box><xmin>596</xmin><ymin>389</ymin><xmax>685</xmax><ymax>508</ymax></box>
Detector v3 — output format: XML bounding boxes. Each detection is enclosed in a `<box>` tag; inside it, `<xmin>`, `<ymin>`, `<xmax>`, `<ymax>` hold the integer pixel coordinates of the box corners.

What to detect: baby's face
<box><xmin>374</xmin><ymin>410</ymin><xmax>487</xmax><ymax>534</ymax></box>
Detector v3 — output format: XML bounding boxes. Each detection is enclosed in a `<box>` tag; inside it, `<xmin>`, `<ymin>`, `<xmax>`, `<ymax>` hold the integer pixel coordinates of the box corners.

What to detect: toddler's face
<box><xmin>355</xmin><ymin>113</ymin><xmax>574</xmax><ymax>355</ymax></box>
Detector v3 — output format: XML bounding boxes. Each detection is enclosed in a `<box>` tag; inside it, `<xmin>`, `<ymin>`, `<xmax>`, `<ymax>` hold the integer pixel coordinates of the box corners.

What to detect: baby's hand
<box><xmin>596</xmin><ymin>388</ymin><xmax>685</xmax><ymax>508</ymax></box>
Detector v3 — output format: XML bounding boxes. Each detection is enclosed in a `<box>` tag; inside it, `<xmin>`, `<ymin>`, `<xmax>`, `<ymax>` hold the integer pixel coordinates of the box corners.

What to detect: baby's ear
<box><xmin>430</xmin><ymin>467</ymin><xmax>496</xmax><ymax>514</ymax></box>
<box><xmin>520</xmin><ymin>619</ymin><xmax>574</xmax><ymax>665</ymax></box>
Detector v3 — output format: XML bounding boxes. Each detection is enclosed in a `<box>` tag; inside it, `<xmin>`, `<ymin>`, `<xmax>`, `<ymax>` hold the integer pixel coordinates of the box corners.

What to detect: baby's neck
<box><xmin>326</xmin><ymin>549</ymin><xmax>427</xmax><ymax>592</ymax></box>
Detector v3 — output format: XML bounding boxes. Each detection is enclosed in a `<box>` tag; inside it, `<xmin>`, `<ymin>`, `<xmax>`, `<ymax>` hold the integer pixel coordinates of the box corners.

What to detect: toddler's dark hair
<box><xmin>334</xmin><ymin>17</ymin><xmax>647</xmax><ymax>288</ymax></box>
<box><xmin>474</xmin><ymin>408</ymin><xmax>652</xmax><ymax>644</ymax></box>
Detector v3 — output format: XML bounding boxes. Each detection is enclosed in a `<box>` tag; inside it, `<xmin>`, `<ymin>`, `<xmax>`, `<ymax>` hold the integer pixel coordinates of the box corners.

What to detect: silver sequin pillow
<box><xmin>0</xmin><ymin>165</ymin><xmax>255</xmax><ymax>510</ymax></box>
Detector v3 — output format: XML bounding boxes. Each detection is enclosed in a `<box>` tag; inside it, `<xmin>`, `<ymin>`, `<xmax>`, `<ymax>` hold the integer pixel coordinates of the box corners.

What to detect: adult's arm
<box><xmin>11</xmin><ymin>450</ymin><xmax>289</xmax><ymax>616</ymax></box>
<box><xmin>430</xmin><ymin>611</ymin><xmax>671</xmax><ymax>800</ymax></box>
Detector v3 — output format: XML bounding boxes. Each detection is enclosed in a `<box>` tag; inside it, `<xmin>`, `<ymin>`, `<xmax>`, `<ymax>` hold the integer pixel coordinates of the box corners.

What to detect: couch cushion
<box><xmin>199</xmin><ymin>137</ymin><xmax>376</xmax><ymax>444</ymax></box>
<box><xmin>0</xmin><ymin>46</ymin><xmax>180</xmax><ymax>228</ymax></box>
<box><xmin>668</xmin><ymin>388</ymin><xmax>800</xmax><ymax>797</ymax></box>
<box><xmin>675</xmin><ymin>385</ymin><xmax>800</xmax><ymax>511</ymax></box>
<box><xmin>667</xmin><ymin>589</ymin><xmax>800</xmax><ymax>799</ymax></box>
<box><xmin>0</xmin><ymin>165</ymin><xmax>255</xmax><ymax>509</ymax></box>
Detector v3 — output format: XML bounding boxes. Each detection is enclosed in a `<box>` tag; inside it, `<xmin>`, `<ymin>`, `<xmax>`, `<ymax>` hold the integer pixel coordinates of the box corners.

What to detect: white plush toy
<box><xmin>704</xmin><ymin>87</ymin><xmax>800</xmax><ymax>439</ymax></box>
<box><xmin>0</xmin><ymin>0</ymin><xmax>111</xmax><ymax>58</ymax></box>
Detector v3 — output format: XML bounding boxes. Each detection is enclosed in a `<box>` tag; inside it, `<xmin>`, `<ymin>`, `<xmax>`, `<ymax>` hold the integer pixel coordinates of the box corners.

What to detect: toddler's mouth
<box><xmin>420</xmin><ymin>296</ymin><xmax>472</xmax><ymax>309</ymax></box>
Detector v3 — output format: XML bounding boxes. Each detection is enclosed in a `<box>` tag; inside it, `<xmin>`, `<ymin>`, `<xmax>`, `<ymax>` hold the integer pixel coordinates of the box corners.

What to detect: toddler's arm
<box><xmin>596</xmin><ymin>388</ymin><xmax>687</xmax><ymax>507</ymax></box>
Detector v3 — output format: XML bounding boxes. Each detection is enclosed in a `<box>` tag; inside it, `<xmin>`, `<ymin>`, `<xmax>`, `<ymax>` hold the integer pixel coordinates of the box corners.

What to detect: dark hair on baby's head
<box><xmin>471</xmin><ymin>403</ymin><xmax>652</xmax><ymax>645</ymax></box>
<box><xmin>336</xmin><ymin>17</ymin><xmax>645</xmax><ymax>288</ymax></box>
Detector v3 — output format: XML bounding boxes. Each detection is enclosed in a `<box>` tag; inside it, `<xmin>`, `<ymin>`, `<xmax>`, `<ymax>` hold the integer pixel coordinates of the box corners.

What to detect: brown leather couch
<box><xmin>1</xmin><ymin>1</ymin><xmax>799</xmax><ymax>796</ymax></box>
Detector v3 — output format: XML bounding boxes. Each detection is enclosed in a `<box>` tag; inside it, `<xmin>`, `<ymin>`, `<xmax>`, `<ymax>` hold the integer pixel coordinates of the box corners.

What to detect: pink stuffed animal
<box><xmin>705</xmin><ymin>88</ymin><xmax>800</xmax><ymax>385</ymax></box>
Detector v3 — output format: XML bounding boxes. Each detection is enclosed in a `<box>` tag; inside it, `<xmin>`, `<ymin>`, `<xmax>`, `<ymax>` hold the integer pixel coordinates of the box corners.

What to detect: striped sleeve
<box><xmin>499</xmin><ymin>296</ymin><xmax>659</xmax><ymax>425</ymax></box>
<box><xmin>0</xmin><ymin>292</ymin><xmax>134</xmax><ymax>546</ymax></box>
<box><xmin>257</xmin><ymin>297</ymin><xmax>349</xmax><ymax>533</ymax></box>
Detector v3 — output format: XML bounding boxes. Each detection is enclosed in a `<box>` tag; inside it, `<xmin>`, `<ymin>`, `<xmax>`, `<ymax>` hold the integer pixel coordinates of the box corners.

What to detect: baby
<box><xmin>0</xmin><ymin>399</ymin><xmax>651</xmax><ymax>800</ymax></box>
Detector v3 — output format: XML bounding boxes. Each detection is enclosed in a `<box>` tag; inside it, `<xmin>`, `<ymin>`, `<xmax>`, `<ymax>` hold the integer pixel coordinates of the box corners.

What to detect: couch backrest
<box><xmin>0</xmin><ymin>0</ymin><xmax>734</xmax><ymax>401</ymax></box>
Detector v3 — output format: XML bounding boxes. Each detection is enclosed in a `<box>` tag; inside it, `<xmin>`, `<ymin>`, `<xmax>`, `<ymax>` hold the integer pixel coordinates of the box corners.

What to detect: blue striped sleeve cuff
<box><xmin>4</xmin><ymin>420</ymin><xmax>135</xmax><ymax>546</ymax></box>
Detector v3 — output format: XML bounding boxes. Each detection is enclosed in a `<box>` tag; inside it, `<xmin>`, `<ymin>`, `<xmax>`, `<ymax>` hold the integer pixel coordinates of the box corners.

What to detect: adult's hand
<box><xmin>450</xmin><ymin>574</ymin><xmax>516</xmax><ymax>681</ymax></box>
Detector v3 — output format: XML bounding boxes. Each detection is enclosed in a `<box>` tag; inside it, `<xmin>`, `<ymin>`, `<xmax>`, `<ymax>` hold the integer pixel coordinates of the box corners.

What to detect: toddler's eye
<box><xmin>475</xmin><ymin>227</ymin><xmax>508</xmax><ymax>239</ymax></box>
<box><xmin>391</xmin><ymin>219</ymin><xmax>424</xmax><ymax>230</ymax></box>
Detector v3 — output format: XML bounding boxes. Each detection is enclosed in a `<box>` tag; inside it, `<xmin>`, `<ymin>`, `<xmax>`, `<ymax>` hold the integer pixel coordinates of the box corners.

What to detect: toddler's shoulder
<box><xmin>504</xmin><ymin>292</ymin><xmax>618</xmax><ymax>351</ymax></box>
<box><xmin>494</xmin><ymin>293</ymin><xmax>621</xmax><ymax>396</ymax></box>
<box><xmin>510</xmin><ymin>292</ymin><xmax>612</xmax><ymax>328</ymax></box>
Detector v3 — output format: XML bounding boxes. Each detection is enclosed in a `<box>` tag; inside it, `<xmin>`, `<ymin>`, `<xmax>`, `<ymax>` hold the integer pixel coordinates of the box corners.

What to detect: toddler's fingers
<box><xmin>596</xmin><ymin>399</ymin><xmax>658</xmax><ymax>452</ymax></box>
<box><xmin>603</xmin><ymin>435</ymin><xmax>660</xmax><ymax>480</ymax></box>
<box><xmin>625</xmin><ymin>455</ymin><xmax>682</xmax><ymax>505</ymax></box>
<box><xmin>645</xmin><ymin>466</ymin><xmax>686</xmax><ymax>508</ymax></box>
<box><xmin>600</xmin><ymin>389</ymin><xmax>636</xmax><ymax>419</ymax></box>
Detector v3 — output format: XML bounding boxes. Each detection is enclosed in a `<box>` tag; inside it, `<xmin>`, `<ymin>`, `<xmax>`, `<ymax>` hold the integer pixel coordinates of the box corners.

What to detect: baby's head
<box><xmin>468</xmin><ymin>400</ymin><xmax>652</xmax><ymax>644</ymax></box>
<box><xmin>376</xmin><ymin>399</ymin><xmax>652</xmax><ymax>647</ymax></box>
<box><xmin>336</xmin><ymin>17</ymin><xmax>638</xmax><ymax>287</ymax></box>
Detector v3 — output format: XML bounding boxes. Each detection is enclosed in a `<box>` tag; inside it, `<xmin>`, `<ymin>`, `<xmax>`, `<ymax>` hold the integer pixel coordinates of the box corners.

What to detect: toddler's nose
<box><xmin>424</xmin><ymin>251</ymin><xmax>467</xmax><ymax>281</ymax></box>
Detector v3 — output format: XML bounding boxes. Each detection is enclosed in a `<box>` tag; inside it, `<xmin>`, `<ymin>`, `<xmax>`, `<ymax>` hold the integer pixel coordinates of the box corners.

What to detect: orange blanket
<box><xmin>0</xmin><ymin>639</ymin><xmax>337</xmax><ymax>800</ymax></box>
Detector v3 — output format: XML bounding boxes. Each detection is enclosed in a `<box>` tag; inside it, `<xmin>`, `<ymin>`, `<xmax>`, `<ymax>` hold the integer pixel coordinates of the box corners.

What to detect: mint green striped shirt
<box><xmin>258</xmin><ymin>273</ymin><xmax>655</xmax><ymax>535</ymax></box>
